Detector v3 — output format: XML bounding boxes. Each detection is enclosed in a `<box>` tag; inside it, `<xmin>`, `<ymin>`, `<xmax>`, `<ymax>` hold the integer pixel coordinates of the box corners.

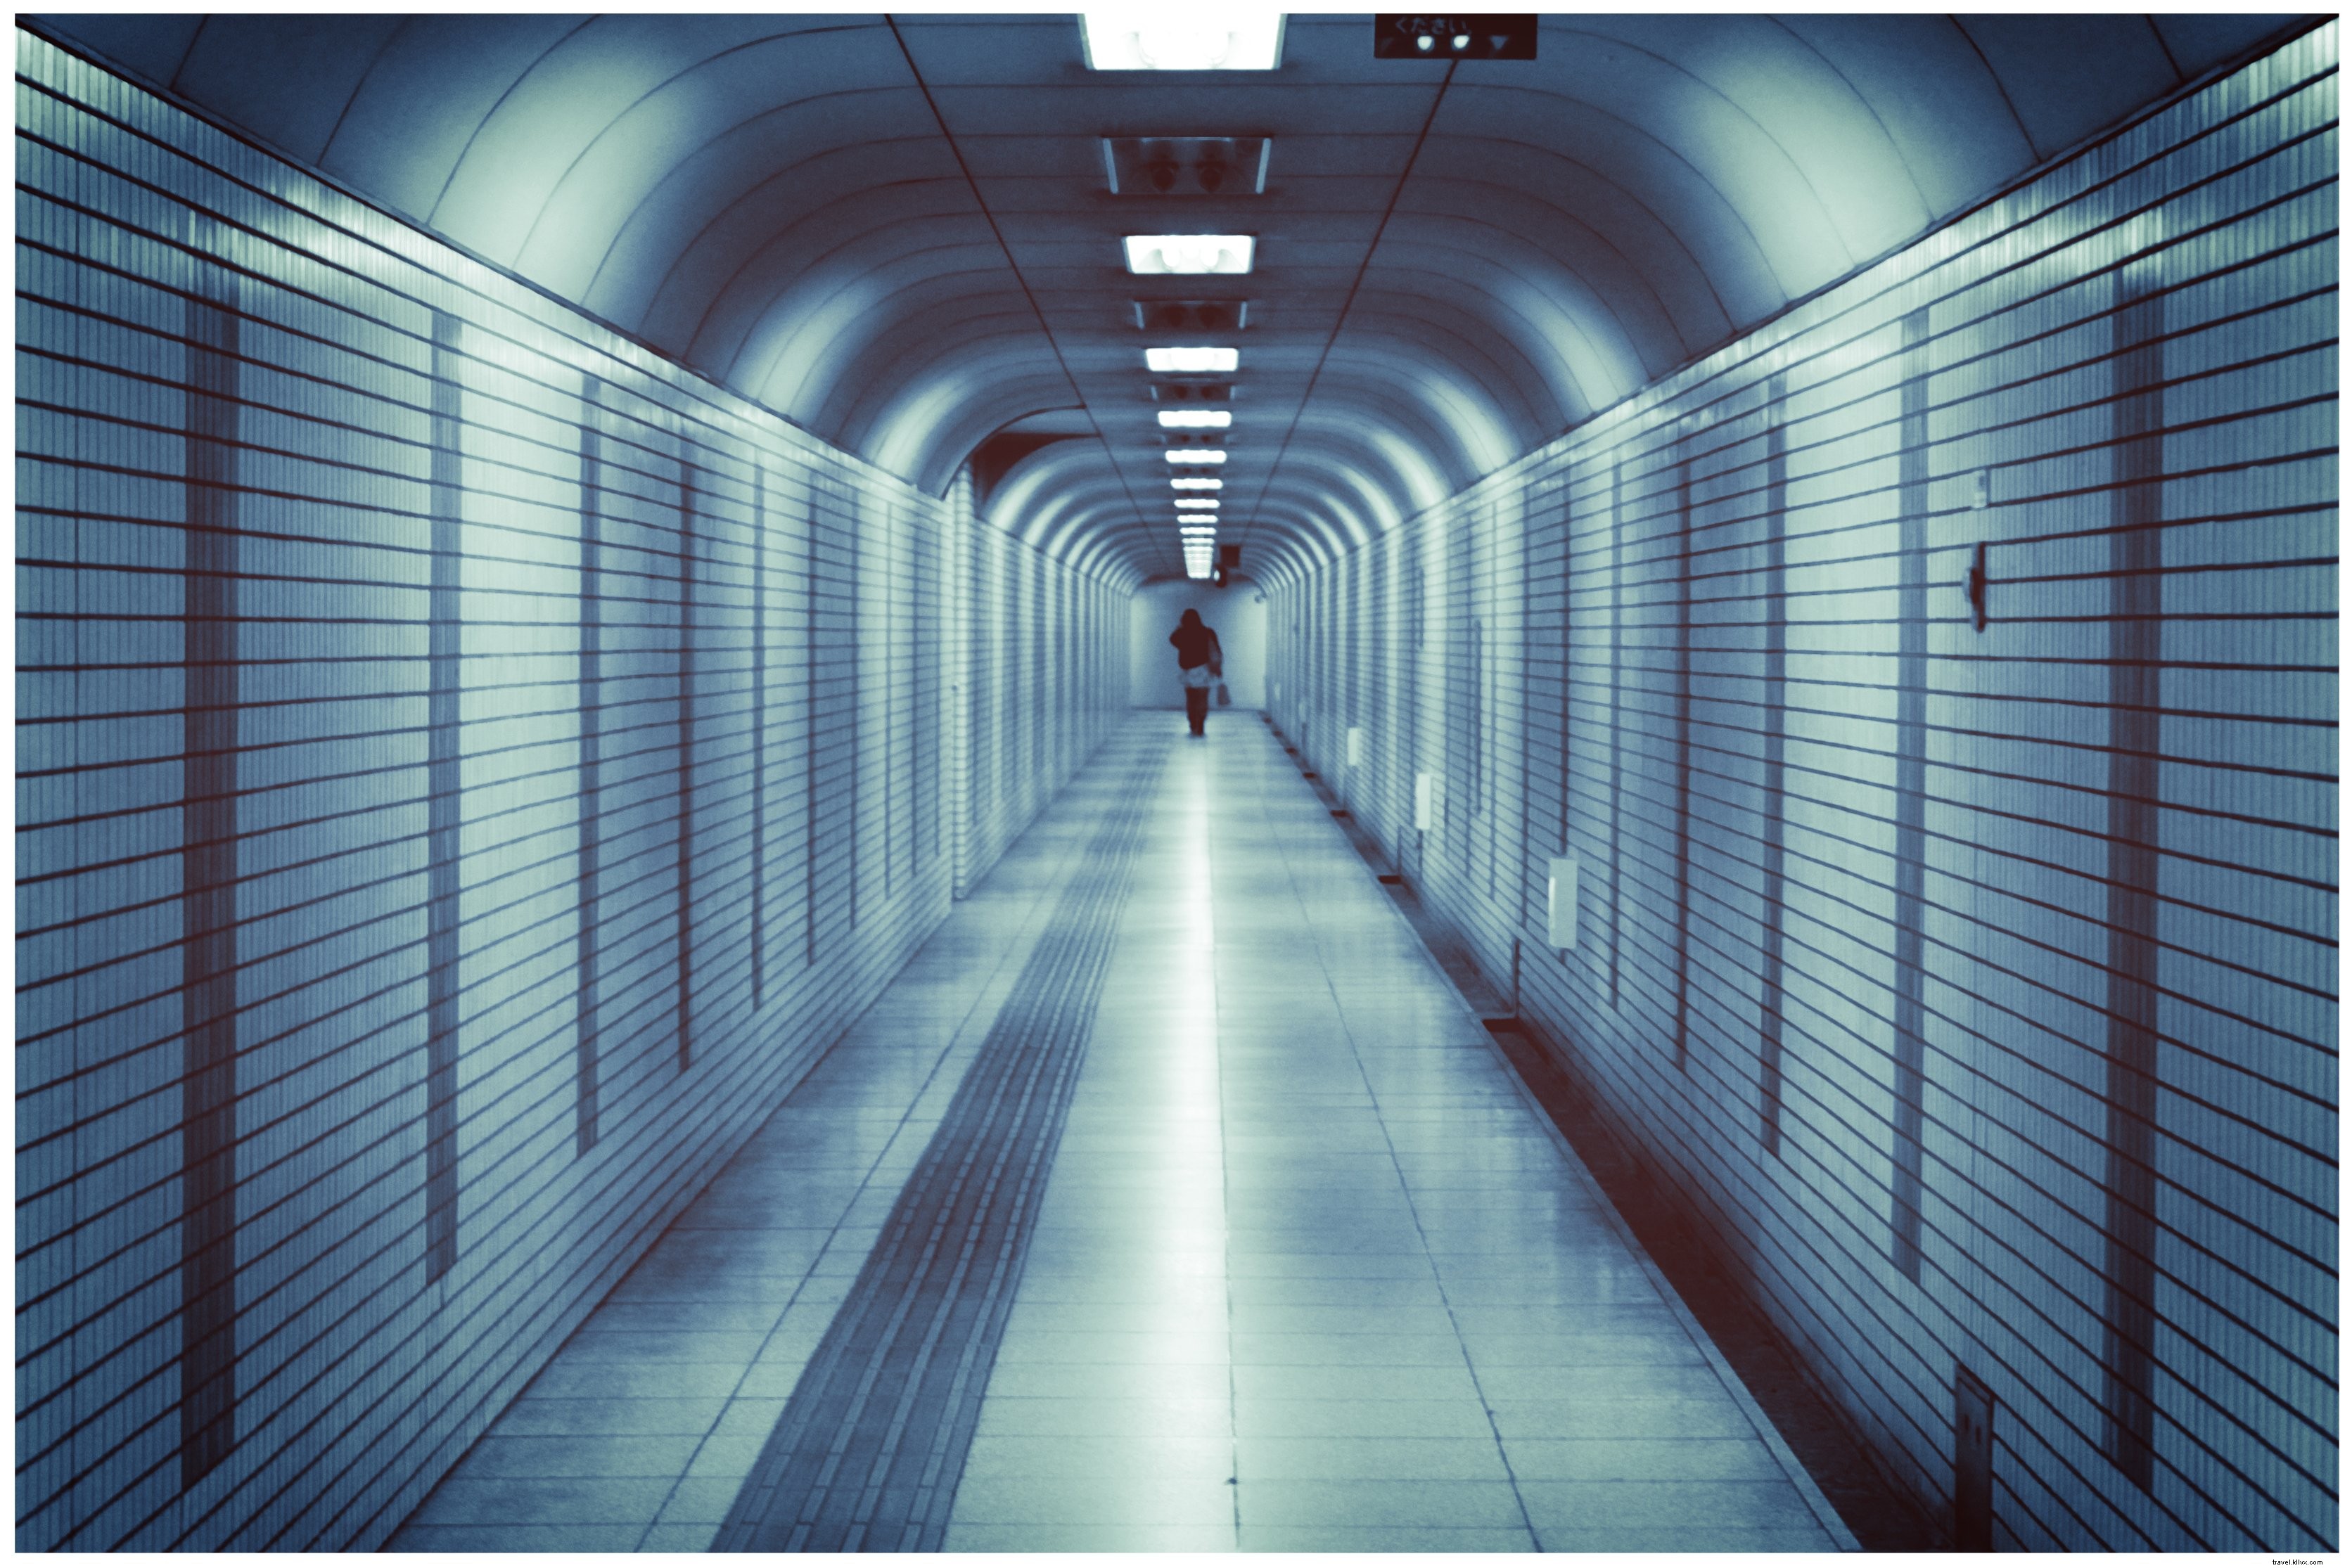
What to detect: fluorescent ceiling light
<box><xmin>1082</xmin><ymin>13</ymin><xmax>1285</xmax><ymax>70</ymax></box>
<box><xmin>1146</xmin><ymin>347</ymin><xmax>1240</xmax><ymax>373</ymax></box>
<box><xmin>1171</xmin><ymin>476</ymin><xmax>1224</xmax><ymax>490</ymax></box>
<box><xmin>1174</xmin><ymin>498</ymin><xmax>1220</xmax><ymax>509</ymax></box>
<box><xmin>1125</xmin><ymin>235</ymin><xmax>1255</xmax><ymax>276</ymax></box>
<box><xmin>1158</xmin><ymin>410</ymin><xmax>1232</xmax><ymax>430</ymax></box>
<box><xmin>1165</xmin><ymin>450</ymin><xmax>1227</xmax><ymax>465</ymax></box>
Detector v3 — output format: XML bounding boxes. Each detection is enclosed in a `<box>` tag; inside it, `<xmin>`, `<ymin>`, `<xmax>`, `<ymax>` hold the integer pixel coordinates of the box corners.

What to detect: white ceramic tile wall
<box><xmin>13</xmin><ymin>35</ymin><xmax>1128</xmax><ymax>1551</ymax></box>
<box><xmin>1268</xmin><ymin>30</ymin><xmax>2336</xmax><ymax>1553</ymax></box>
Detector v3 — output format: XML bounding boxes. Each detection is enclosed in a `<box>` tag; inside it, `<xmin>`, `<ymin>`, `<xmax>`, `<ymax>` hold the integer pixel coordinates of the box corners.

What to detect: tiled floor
<box><xmin>392</xmin><ymin>714</ymin><xmax>1855</xmax><ymax>1553</ymax></box>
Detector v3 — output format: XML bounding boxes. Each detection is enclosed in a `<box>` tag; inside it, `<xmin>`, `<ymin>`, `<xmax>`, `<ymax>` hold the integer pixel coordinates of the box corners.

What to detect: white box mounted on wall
<box><xmin>1346</xmin><ymin>726</ymin><xmax>1364</xmax><ymax>766</ymax></box>
<box><xmin>1414</xmin><ymin>771</ymin><xmax>1437</xmax><ymax>830</ymax></box>
<box><xmin>1547</xmin><ymin>854</ymin><xmax>1580</xmax><ymax>949</ymax></box>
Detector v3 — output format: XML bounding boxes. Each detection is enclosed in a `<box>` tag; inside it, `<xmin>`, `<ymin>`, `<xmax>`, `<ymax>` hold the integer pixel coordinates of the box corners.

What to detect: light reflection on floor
<box><xmin>392</xmin><ymin>716</ymin><xmax>1850</xmax><ymax>1553</ymax></box>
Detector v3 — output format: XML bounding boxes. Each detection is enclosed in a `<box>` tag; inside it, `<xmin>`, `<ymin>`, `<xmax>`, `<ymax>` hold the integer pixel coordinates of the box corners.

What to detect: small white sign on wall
<box><xmin>1414</xmin><ymin>771</ymin><xmax>1438</xmax><ymax>831</ymax></box>
<box><xmin>1547</xmin><ymin>854</ymin><xmax>1580</xmax><ymax>949</ymax></box>
<box><xmin>1346</xmin><ymin>726</ymin><xmax>1364</xmax><ymax>766</ymax></box>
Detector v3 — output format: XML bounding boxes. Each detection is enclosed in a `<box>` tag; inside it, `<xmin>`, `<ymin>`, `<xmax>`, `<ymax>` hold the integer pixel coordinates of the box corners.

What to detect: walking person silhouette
<box><xmin>1169</xmin><ymin>608</ymin><xmax>1222</xmax><ymax>738</ymax></box>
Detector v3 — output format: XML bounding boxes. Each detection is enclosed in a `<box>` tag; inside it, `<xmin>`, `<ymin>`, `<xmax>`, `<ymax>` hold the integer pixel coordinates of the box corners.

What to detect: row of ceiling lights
<box><xmin>1082</xmin><ymin>13</ymin><xmax>1285</xmax><ymax>577</ymax></box>
<box><xmin>1132</xmin><ymin>254</ymin><xmax>1249</xmax><ymax>578</ymax></box>
<box><xmin>1082</xmin><ymin>11</ymin><xmax>1536</xmax><ymax>572</ymax></box>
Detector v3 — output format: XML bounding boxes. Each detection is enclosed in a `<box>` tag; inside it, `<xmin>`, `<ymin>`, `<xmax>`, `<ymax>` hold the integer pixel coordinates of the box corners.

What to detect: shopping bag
<box><xmin>1214</xmin><ymin>682</ymin><xmax>1232</xmax><ymax>707</ymax></box>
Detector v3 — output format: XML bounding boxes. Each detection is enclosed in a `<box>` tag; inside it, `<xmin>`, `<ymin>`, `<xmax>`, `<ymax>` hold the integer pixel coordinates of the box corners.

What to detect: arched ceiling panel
<box><xmin>1385</xmin><ymin>193</ymin><xmax>1685</xmax><ymax>381</ymax></box>
<box><xmin>1460</xmin><ymin>32</ymin><xmax>1860</xmax><ymax>298</ymax></box>
<box><xmin>512</xmin><ymin>27</ymin><xmax>907</xmax><ymax>298</ymax></box>
<box><xmin>1590</xmin><ymin>15</ymin><xmax>1934</xmax><ymax>262</ymax></box>
<box><xmin>815</xmin><ymin>293</ymin><xmax>1046</xmax><ymax>435</ymax></box>
<box><xmin>1432</xmin><ymin>83</ymin><xmax>1789</xmax><ymax>326</ymax></box>
<box><xmin>864</xmin><ymin>353</ymin><xmax>1077</xmax><ymax>486</ymax></box>
<box><xmin>25</xmin><ymin>10</ymin><xmax>2311</xmax><ymax>584</ymax></box>
<box><xmin>322</xmin><ymin>17</ymin><xmax>589</xmax><ymax>219</ymax></box>
<box><xmin>428</xmin><ymin>15</ymin><xmax>802</xmax><ymax>262</ymax></box>
<box><xmin>169</xmin><ymin>13</ymin><xmax>408</xmax><ymax>163</ymax></box>
<box><xmin>591</xmin><ymin>120</ymin><xmax>935</xmax><ymax>329</ymax></box>
<box><xmin>1955</xmin><ymin>14</ymin><xmax>2183</xmax><ymax>161</ymax></box>
<box><xmin>1347</xmin><ymin>248</ymin><xmax>1644</xmax><ymax>422</ymax></box>
<box><xmin>1773</xmin><ymin>15</ymin><xmax>2038</xmax><ymax>222</ymax></box>
<box><xmin>1406</xmin><ymin>136</ymin><xmax>1732</xmax><ymax>355</ymax></box>
<box><xmin>701</xmin><ymin>204</ymin><xmax>1001</xmax><ymax>392</ymax></box>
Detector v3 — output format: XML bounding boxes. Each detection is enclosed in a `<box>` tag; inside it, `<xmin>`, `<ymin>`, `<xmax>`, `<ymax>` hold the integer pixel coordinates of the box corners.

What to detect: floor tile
<box><xmin>1232</xmin><ymin>1399</ymin><xmax>1500</xmax><ymax>1439</ymax></box>
<box><xmin>973</xmin><ymin>1396</ymin><xmax>1234</xmax><ymax>1437</ymax></box>
<box><xmin>1485</xmin><ymin>1396</ymin><xmax>1761</xmax><ymax>1441</ymax></box>
<box><xmin>993</xmin><ymin>1329</ymin><xmax>1230</xmax><ymax>1365</ymax></box>
<box><xmin>1230</xmin><ymin>1332</ymin><xmax>1469</xmax><ymax>1368</ymax></box>
<box><xmin>1236</xmin><ymin>1435</ymin><xmax>1511</xmax><ymax>1481</ymax></box>
<box><xmin>385</xmin><ymin>1523</ymin><xmax>648</xmax><ymax>1552</ymax></box>
<box><xmin>1236</xmin><ymin>1478</ymin><xmax>1526</xmax><ymax>1529</ymax></box>
<box><xmin>959</xmin><ymin>1434</ymin><xmax>1236</xmax><ymax>1481</ymax></box>
<box><xmin>948</xmin><ymin>1474</ymin><xmax>1241</xmax><ymax>1526</ymax></box>
<box><xmin>1515</xmin><ymin>1478</ymin><xmax>1829</xmax><ymax>1533</ymax></box>
<box><xmin>1535</xmin><ymin>1524</ymin><xmax>1836</xmax><ymax>1552</ymax></box>
<box><xmin>1236</xmin><ymin>1524</ymin><xmax>1537</xmax><ymax>1552</ymax></box>
<box><xmin>445</xmin><ymin>1434</ymin><xmax>702</xmax><ymax>1479</ymax></box>
<box><xmin>639</xmin><ymin>1522</ymin><xmax>721</xmax><ymax>1551</ymax></box>
<box><xmin>1232</xmin><ymin>1363</ymin><xmax>1482</xmax><ymax>1402</ymax></box>
<box><xmin>652</xmin><ymin>1477</ymin><xmax>753</xmax><ymax>1524</ymax></box>
<box><xmin>491</xmin><ymin>1396</ymin><xmax>728</xmax><ymax>1437</ymax></box>
<box><xmin>522</xmin><ymin>1361</ymin><xmax>746</xmax><ymax>1403</ymax></box>
<box><xmin>402</xmin><ymin>1476</ymin><xmax>672</xmax><ymax>1527</ymax></box>
<box><xmin>1502</xmin><ymin>1437</ymin><xmax>1794</xmax><ymax>1482</ymax></box>
<box><xmin>942</xmin><ymin>1522</ymin><xmax>1240</xmax><ymax>1551</ymax></box>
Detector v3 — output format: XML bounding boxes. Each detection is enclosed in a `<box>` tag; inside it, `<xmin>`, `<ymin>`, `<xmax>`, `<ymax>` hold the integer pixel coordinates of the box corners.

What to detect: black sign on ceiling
<box><xmin>1373</xmin><ymin>15</ymin><xmax>1539</xmax><ymax>59</ymax></box>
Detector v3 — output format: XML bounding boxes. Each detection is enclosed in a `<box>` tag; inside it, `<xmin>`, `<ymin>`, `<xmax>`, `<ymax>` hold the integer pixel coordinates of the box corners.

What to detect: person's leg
<box><xmin>1186</xmin><ymin>687</ymin><xmax>1208</xmax><ymax>735</ymax></box>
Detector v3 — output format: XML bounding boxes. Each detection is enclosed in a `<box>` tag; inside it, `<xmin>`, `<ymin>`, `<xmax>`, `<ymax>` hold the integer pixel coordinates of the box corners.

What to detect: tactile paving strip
<box><xmin>712</xmin><ymin>738</ymin><xmax>1170</xmax><ymax>1552</ymax></box>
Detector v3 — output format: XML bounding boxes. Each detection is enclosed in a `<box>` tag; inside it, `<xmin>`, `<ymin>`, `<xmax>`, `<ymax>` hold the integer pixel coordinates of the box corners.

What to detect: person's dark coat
<box><xmin>1170</xmin><ymin>608</ymin><xmax>1221</xmax><ymax>670</ymax></box>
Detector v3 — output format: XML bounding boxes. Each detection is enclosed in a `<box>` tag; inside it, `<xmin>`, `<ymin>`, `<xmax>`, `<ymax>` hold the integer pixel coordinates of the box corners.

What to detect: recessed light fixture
<box><xmin>1158</xmin><ymin>410</ymin><xmax>1232</xmax><ymax>430</ymax></box>
<box><xmin>1165</xmin><ymin>450</ymin><xmax>1228</xmax><ymax>465</ymax></box>
<box><xmin>1134</xmin><ymin>300</ymin><xmax>1249</xmax><ymax>333</ymax></box>
<box><xmin>1125</xmin><ymin>235</ymin><xmax>1255</xmax><ymax>276</ymax></box>
<box><xmin>1082</xmin><ymin>12</ymin><xmax>1286</xmax><ymax>70</ymax></box>
<box><xmin>1104</xmin><ymin>139</ymin><xmax>1272</xmax><ymax>197</ymax></box>
<box><xmin>1175</xmin><ymin>498</ymin><xmax>1221</xmax><ymax>510</ymax></box>
<box><xmin>1146</xmin><ymin>347</ymin><xmax>1240</xmax><ymax>374</ymax></box>
<box><xmin>1170</xmin><ymin>477</ymin><xmax>1224</xmax><ymax>490</ymax></box>
<box><xmin>1153</xmin><ymin>382</ymin><xmax>1231</xmax><ymax>404</ymax></box>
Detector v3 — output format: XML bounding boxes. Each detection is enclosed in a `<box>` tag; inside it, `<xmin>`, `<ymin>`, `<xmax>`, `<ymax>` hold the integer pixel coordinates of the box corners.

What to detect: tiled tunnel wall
<box><xmin>14</xmin><ymin>37</ymin><xmax>1127</xmax><ymax>1551</ymax></box>
<box><xmin>954</xmin><ymin>473</ymin><xmax>1127</xmax><ymax>898</ymax></box>
<box><xmin>1270</xmin><ymin>30</ymin><xmax>2337</xmax><ymax>1553</ymax></box>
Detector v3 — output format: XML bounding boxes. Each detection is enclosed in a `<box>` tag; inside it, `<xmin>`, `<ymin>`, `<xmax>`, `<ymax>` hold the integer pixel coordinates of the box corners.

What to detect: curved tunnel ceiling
<box><xmin>28</xmin><ymin>10</ymin><xmax>2307</xmax><ymax>585</ymax></box>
